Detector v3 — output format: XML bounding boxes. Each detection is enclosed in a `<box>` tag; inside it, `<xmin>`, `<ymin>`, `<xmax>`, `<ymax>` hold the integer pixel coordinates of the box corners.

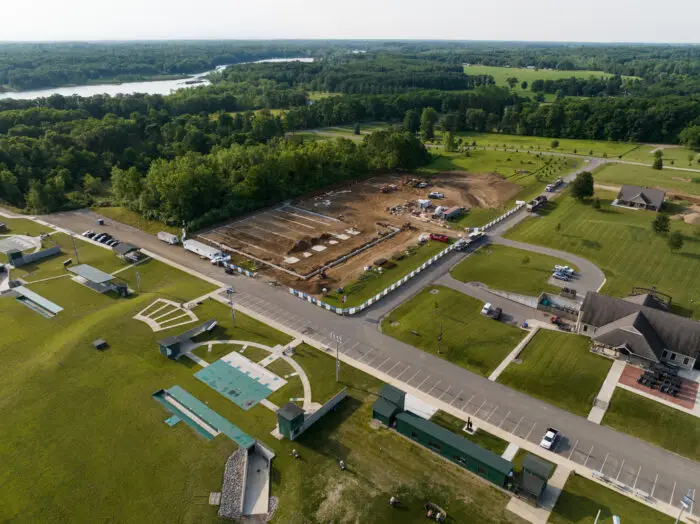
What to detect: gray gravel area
<box><xmin>218</xmin><ymin>449</ymin><xmax>247</xmax><ymax>520</ymax></box>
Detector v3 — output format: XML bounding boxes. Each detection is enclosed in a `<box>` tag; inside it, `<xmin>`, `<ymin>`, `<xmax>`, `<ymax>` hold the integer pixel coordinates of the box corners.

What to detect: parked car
<box><xmin>93</xmin><ymin>233</ymin><xmax>106</xmax><ymax>242</ymax></box>
<box><xmin>553</xmin><ymin>272</ymin><xmax>570</xmax><ymax>281</ymax></box>
<box><xmin>540</xmin><ymin>428</ymin><xmax>560</xmax><ymax>450</ymax></box>
<box><xmin>98</xmin><ymin>235</ymin><xmax>112</xmax><ymax>244</ymax></box>
<box><xmin>82</xmin><ymin>230</ymin><xmax>94</xmax><ymax>237</ymax></box>
<box><xmin>428</xmin><ymin>191</ymin><xmax>445</xmax><ymax>199</ymax></box>
<box><xmin>481</xmin><ymin>303</ymin><xmax>492</xmax><ymax>315</ymax></box>
<box><xmin>554</xmin><ymin>265</ymin><xmax>575</xmax><ymax>276</ymax></box>
<box><xmin>429</xmin><ymin>233</ymin><xmax>450</xmax><ymax>243</ymax></box>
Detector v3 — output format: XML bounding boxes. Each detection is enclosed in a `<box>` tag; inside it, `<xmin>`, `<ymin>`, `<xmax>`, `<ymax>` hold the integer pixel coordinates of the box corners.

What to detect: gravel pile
<box><xmin>263</xmin><ymin>496</ymin><xmax>279</xmax><ymax>522</ymax></box>
<box><xmin>217</xmin><ymin>449</ymin><xmax>247</xmax><ymax>520</ymax></box>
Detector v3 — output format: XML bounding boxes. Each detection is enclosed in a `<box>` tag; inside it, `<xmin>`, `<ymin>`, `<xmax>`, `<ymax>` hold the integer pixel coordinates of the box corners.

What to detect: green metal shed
<box><xmin>520</xmin><ymin>454</ymin><xmax>553</xmax><ymax>502</ymax></box>
<box><xmin>378</xmin><ymin>384</ymin><xmax>405</xmax><ymax>411</ymax></box>
<box><xmin>395</xmin><ymin>412</ymin><xmax>513</xmax><ymax>487</ymax></box>
<box><xmin>372</xmin><ymin>396</ymin><xmax>399</xmax><ymax>426</ymax></box>
<box><xmin>277</xmin><ymin>402</ymin><xmax>305</xmax><ymax>440</ymax></box>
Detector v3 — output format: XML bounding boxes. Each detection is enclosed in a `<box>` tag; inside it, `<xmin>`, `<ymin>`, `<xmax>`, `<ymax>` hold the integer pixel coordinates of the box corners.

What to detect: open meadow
<box><xmin>594</xmin><ymin>162</ymin><xmax>700</xmax><ymax>197</ymax></box>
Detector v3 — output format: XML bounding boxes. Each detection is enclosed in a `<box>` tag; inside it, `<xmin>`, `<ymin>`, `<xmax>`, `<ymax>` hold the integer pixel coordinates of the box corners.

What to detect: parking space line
<box><xmin>600</xmin><ymin>453</ymin><xmax>609</xmax><ymax>474</ymax></box>
<box><xmin>466</xmin><ymin>394</ymin><xmax>475</xmax><ymax>407</ymax></box>
<box><xmin>439</xmin><ymin>386</ymin><xmax>452</xmax><ymax>400</ymax></box>
<box><xmin>633</xmin><ymin>467</ymin><xmax>641</xmax><ymax>490</ymax></box>
<box><xmin>651</xmin><ymin>473</ymin><xmax>658</xmax><ymax>498</ymax></box>
<box><xmin>615</xmin><ymin>459</ymin><xmax>625</xmax><ymax>481</ymax></box>
<box><xmin>375</xmin><ymin>356</ymin><xmax>391</xmax><ymax>369</ymax></box>
<box><xmin>499</xmin><ymin>411</ymin><xmax>511</xmax><ymax>428</ymax></box>
<box><xmin>690</xmin><ymin>488</ymin><xmax>695</xmax><ymax>514</ymax></box>
<box><xmin>670</xmin><ymin>481</ymin><xmax>676</xmax><ymax>504</ymax></box>
<box><xmin>450</xmin><ymin>389</ymin><xmax>463</xmax><ymax>406</ymax></box>
<box><xmin>417</xmin><ymin>374</ymin><xmax>432</xmax><ymax>389</ymax></box>
<box><xmin>427</xmin><ymin>380</ymin><xmax>442</xmax><ymax>395</ymax></box>
<box><xmin>396</xmin><ymin>366</ymin><xmax>411</xmax><ymax>380</ymax></box>
<box><xmin>513</xmin><ymin>417</ymin><xmax>524</xmax><ymax>435</ymax></box>
<box><xmin>526</xmin><ymin>422</ymin><xmax>537</xmax><ymax>440</ymax></box>
<box><xmin>474</xmin><ymin>399</ymin><xmax>487</xmax><ymax>416</ymax></box>
<box><xmin>584</xmin><ymin>446</ymin><xmax>594</xmax><ymax>467</ymax></box>
<box><xmin>568</xmin><ymin>440</ymin><xmax>578</xmax><ymax>459</ymax></box>
<box><xmin>360</xmin><ymin>351</ymin><xmax>376</xmax><ymax>363</ymax></box>
<box><xmin>407</xmin><ymin>370</ymin><xmax>421</xmax><ymax>384</ymax></box>
<box><xmin>385</xmin><ymin>361</ymin><xmax>401</xmax><ymax>375</ymax></box>
<box><xmin>487</xmin><ymin>405</ymin><xmax>499</xmax><ymax>422</ymax></box>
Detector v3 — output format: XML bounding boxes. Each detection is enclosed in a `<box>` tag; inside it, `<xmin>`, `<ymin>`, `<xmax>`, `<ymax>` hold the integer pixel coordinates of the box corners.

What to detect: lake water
<box><xmin>0</xmin><ymin>57</ymin><xmax>314</xmax><ymax>101</ymax></box>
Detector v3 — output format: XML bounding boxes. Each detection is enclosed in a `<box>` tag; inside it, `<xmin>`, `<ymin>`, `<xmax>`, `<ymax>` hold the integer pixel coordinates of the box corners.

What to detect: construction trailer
<box><xmin>527</xmin><ymin>196</ymin><xmax>548</xmax><ymax>212</ymax></box>
<box><xmin>157</xmin><ymin>231</ymin><xmax>180</xmax><ymax>245</ymax></box>
<box><xmin>183</xmin><ymin>239</ymin><xmax>223</xmax><ymax>260</ymax></box>
<box><xmin>443</xmin><ymin>206</ymin><xmax>465</xmax><ymax>220</ymax></box>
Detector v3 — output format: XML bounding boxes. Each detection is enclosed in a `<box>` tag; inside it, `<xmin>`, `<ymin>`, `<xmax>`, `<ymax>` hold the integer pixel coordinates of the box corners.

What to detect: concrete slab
<box><xmin>404</xmin><ymin>394</ymin><xmax>439</xmax><ymax>419</ymax></box>
<box><xmin>502</xmin><ymin>443</ymin><xmax>520</xmax><ymax>461</ymax></box>
<box><xmin>242</xmin><ymin>452</ymin><xmax>270</xmax><ymax>516</ymax></box>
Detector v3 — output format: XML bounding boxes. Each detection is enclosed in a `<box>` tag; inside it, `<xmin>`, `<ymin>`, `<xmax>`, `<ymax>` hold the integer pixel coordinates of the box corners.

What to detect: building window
<box><xmin>454</xmin><ymin>456</ymin><xmax>467</xmax><ymax>465</ymax></box>
<box><xmin>411</xmin><ymin>431</ymin><xmax>418</xmax><ymax>439</ymax></box>
<box><xmin>684</xmin><ymin>357</ymin><xmax>690</xmax><ymax>366</ymax></box>
<box><xmin>428</xmin><ymin>441</ymin><xmax>441</xmax><ymax>452</ymax></box>
<box><xmin>662</xmin><ymin>350</ymin><xmax>668</xmax><ymax>358</ymax></box>
<box><xmin>670</xmin><ymin>353</ymin><xmax>676</xmax><ymax>361</ymax></box>
<box><xmin>583</xmin><ymin>325</ymin><xmax>588</xmax><ymax>332</ymax></box>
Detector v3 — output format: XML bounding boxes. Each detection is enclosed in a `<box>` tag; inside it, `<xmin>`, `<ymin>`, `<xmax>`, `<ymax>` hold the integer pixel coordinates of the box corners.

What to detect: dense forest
<box><xmin>1</xmin><ymin>42</ymin><xmax>700</xmax><ymax>228</ymax></box>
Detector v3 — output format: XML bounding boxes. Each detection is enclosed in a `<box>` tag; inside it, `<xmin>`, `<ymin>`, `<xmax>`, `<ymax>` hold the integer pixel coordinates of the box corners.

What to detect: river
<box><xmin>0</xmin><ymin>57</ymin><xmax>314</xmax><ymax>101</ymax></box>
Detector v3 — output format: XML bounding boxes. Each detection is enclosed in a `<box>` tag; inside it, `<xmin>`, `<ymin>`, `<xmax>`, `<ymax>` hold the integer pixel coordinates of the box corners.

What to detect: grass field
<box><xmin>549</xmin><ymin>474</ymin><xmax>673</xmax><ymax>524</ymax></box>
<box><xmin>621</xmin><ymin>145</ymin><xmax>700</xmax><ymax>166</ymax></box>
<box><xmin>382</xmin><ymin>286</ymin><xmax>526</xmax><ymax>377</ymax></box>
<box><xmin>95</xmin><ymin>206</ymin><xmax>180</xmax><ymax>236</ymax></box>
<box><xmin>594</xmin><ymin>163</ymin><xmax>700</xmax><ymax>196</ymax></box>
<box><xmin>457</xmin><ymin>132</ymin><xmax>638</xmax><ymax>159</ymax></box>
<box><xmin>0</xmin><ymin>216</ymin><xmax>52</xmax><ymax>236</ymax></box>
<box><xmin>307</xmin><ymin>91</ymin><xmax>343</xmax><ymax>101</ymax></box>
<box><xmin>463</xmin><ymin>65</ymin><xmax>623</xmax><ymax>100</ymax></box>
<box><xmin>0</xmin><ymin>264</ymin><xmax>523</xmax><ymax>523</ymax></box>
<box><xmin>451</xmin><ymin>244</ymin><xmax>575</xmax><ymax>296</ymax></box>
<box><xmin>506</xmin><ymin>192</ymin><xmax>700</xmax><ymax>318</ymax></box>
<box><xmin>422</xmin><ymin>149</ymin><xmax>582</xmax><ymax>227</ymax></box>
<box><xmin>602</xmin><ymin>388</ymin><xmax>700</xmax><ymax>462</ymax></box>
<box><xmin>323</xmin><ymin>240</ymin><xmax>448</xmax><ymax>308</ymax></box>
<box><xmin>430</xmin><ymin>410</ymin><xmax>508</xmax><ymax>455</ymax></box>
<box><xmin>497</xmin><ymin>330</ymin><xmax>612</xmax><ymax>416</ymax></box>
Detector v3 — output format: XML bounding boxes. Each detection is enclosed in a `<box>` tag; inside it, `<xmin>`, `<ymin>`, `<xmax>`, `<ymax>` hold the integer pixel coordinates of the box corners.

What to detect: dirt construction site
<box><xmin>199</xmin><ymin>172</ymin><xmax>520</xmax><ymax>291</ymax></box>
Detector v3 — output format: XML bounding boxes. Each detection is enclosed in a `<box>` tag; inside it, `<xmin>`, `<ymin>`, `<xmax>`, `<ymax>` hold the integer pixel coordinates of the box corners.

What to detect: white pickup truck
<box><xmin>540</xmin><ymin>428</ymin><xmax>560</xmax><ymax>451</ymax></box>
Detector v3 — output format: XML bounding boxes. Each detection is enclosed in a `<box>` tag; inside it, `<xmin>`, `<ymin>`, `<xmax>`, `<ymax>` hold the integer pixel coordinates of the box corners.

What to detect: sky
<box><xmin>2</xmin><ymin>0</ymin><xmax>699</xmax><ymax>44</ymax></box>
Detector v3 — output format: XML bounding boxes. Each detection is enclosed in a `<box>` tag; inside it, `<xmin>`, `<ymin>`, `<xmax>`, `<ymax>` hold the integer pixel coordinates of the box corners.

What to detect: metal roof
<box><xmin>396</xmin><ymin>412</ymin><xmax>513</xmax><ymax>475</ymax></box>
<box><xmin>617</xmin><ymin>185</ymin><xmax>665</xmax><ymax>209</ymax></box>
<box><xmin>14</xmin><ymin>286</ymin><xmax>63</xmax><ymax>314</ymax></box>
<box><xmin>522</xmin><ymin>454</ymin><xmax>554</xmax><ymax>479</ymax></box>
<box><xmin>68</xmin><ymin>264</ymin><xmax>115</xmax><ymax>284</ymax></box>
<box><xmin>113</xmin><ymin>243</ymin><xmax>138</xmax><ymax>255</ymax></box>
<box><xmin>372</xmin><ymin>396</ymin><xmax>399</xmax><ymax>419</ymax></box>
<box><xmin>277</xmin><ymin>402</ymin><xmax>305</xmax><ymax>421</ymax></box>
<box><xmin>158</xmin><ymin>319</ymin><xmax>218</xmax><ymax>348</ymax></box>
<box><xmin>379</xmin><ymin>384</ymin><xmax>405</xmax><ymax>406</ymax></box>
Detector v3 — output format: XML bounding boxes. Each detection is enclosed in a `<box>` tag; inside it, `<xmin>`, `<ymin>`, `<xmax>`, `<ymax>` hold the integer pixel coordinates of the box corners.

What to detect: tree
<box><xmin>521</xmin><ymin>255</ymin><xmax>530</xmax><ymax>265</ymax></box>
<box><xmin>420</xmin><ymin>107</ymin><xmax>438</xmax><ymax>141</ymax></box>
<box><xmin>551</xmin><ymin>140</ymin><xmax>559</xmax><ymax>149</ymax></box>
<box><xmin>679</xmin><ymin>125</ymin><xmax>700</xmax><ymax>151</ymax></box>
<box><xmin>444</xmin><ymin>132</ymin><xmax>455</xmax><ymax>152</ymax></box>
<box><xmin>403</xmin><ymin>109</ymin><xmax>420</xmax><ymax>134</ymax></box>
<box><xmin>593</xmin><ymin>197</ymin><xmax>601</xmax><ymax>209</ymax></box>
<box><xmin>652</xmin><ymin>155</ymin><xmax>663</xmax><ymax>170</ymax></box>
<box><xmin>668</xmin><ymin>230</ymin><xmax>684</xmax><ymax>252</ymax></box>
<box><xmin>353</xmin><ymin>122</ymin><xmax>361</xmax><ymax>135</ymax></box>
<box><xmin>506</xmin><ymin>77</ymin><xmax>518</xmax><ymax>89</ymax></box>
<box><xmin>83</xmin><ymin>173</ymin><xmax>102</xmax><ymax>196</ymax></box>
<box><xmin>651</xmin><ymin>213</ymin><xmax>670</xmax><ymax>234</ymax></box>
<box><xmin>570</xmin><ymin>171</ymin><xmax>594</xmax><ymax>200</ymax></box>
<box><xmin>521</xmin><ymin>81</ymin><xmax>528</xmax><ymax>90</ymax></box>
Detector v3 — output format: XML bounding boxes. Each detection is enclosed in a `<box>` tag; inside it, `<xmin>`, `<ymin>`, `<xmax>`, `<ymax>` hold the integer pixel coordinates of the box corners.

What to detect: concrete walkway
<box><xmin>588</xmin><ymin>360</ymin><xmax>626</xmax><ymax>424</ymax></box>
<box><xmin>618</xmin><ymin>383</ymin><xmax>700</xmax><ymax>418</ymax></box>
<box><xmin>489</xmin><ymin>327</ymin><xmax>539</xmax><ymax>381</ymax></box>
<box><xmin>502</xmin><ymin>443</ymin><xmax>519</xmax><ymax>461</ymax></box>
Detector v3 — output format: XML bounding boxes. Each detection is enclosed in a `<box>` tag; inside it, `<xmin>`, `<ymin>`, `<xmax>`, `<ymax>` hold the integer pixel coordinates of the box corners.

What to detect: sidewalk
<box><xmin>587</xmin><ymin>360</ymin><xmax>625</xmax><ymax>424</ymax></box>
<box><xmin>489</xmin><ymin>327</ymin><xmax>539</xmax><ymax>381</ymax></box>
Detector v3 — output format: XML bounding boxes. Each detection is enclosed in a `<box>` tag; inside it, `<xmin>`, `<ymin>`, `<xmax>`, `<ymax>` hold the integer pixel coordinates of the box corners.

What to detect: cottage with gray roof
<box><xmin>576</xmin><ymin>292</ymin><xmax>700</xmax><ymax>369</ymax></box>
<box><xmin>615</xmin><ymin>185</ymin><xmax>665</xmax><ymax>211</ymax></box>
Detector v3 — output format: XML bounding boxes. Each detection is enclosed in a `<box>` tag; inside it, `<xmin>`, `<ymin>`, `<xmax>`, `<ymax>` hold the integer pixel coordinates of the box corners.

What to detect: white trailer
<box><xmin>157</xmin><ymin>231</ymin><xmax>180</xmax><ymax>245</ymax></box>
<box><xmin>183</xmin><ymin>239</ymin><xmax>223</xmax><ymax>260</ymax></box>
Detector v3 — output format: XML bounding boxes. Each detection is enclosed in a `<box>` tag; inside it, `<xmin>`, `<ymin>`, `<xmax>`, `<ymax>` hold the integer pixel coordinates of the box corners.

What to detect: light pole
<box><xmin>675</xmin><ymin>489</ymin><xmax>694</xmax><ymax>524</ymax></box>
<box><xmin>331</xmin><ymin>332</ymin><xmax>343</xmax><ymax>382</ymax></box>
<box><xmin>226</xmin><ymin>287</ymin><xmax>235</xmax><ymax>328</ymax></box>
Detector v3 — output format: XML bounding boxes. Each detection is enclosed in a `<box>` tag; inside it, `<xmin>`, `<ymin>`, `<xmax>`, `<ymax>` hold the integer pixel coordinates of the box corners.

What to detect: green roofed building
<box><xmin>520</xmin><ymin>454</ymin><xmax>553</xmax><ymax>503</ymax></box>
<box><xmin>158</xmin><ymin>319</ymin><xmax>217</xmax><ymax>359</ymax></box>
<box><xmin>378</xmin><ymin>384</ymin><xmax>405</xmax><ymax>411</ymax></box>
<box><xmin>395</xmin><ymin>411</ymin><xmax>513</xmax><ymax>487</ymax></box>
<box><xmin>277</xmin><ymin>402</ymin><xmax>305</xmax><ymax>440</ymax></box>
<box><xmin>372</xmin><ymin>396</ymin><xmax>400</xmax><ymax>426</ymax></box>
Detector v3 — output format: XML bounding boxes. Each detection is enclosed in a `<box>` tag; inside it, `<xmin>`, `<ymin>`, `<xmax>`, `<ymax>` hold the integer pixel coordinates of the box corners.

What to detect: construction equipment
<box><xmin>380</xmin><ymin>184</ymin><xmax>398</xmax><ymax>193</ymax></box>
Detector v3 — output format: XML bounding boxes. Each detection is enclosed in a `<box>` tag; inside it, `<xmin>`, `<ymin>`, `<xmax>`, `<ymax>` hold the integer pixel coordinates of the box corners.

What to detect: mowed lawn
<box><xmin>0</xmin><ymin>271</ymin><xmax>523</xmax><ymax>524</ymax></box>
<box><xmin>549</xmin><ymin>474</ymin><xmax>673</xmax><ymax>524</ymax></box>
<box><xmin>382</xmin><ymin>286</ymin><xmax>526</xmax><ymax>377</ymax></box>
<box><xmin>95</xmin><ymin>206</ymin><xmax>180</xmax><ymax>236</ymax></box>
<box><xmin>0</xmin><ymin>216</ymin><xmax>53</xmax><ymax>236</ymax></box>
<box><xmin>506</xmin><ymin>192</ymin><xmax>700</xmax><ymax>318</ymax></box>
<box><xmin>497</xmin><ymin>330</ymin><xmax>612</xmax><ymax>416</ymax></box>
<box><xmin>430</xmin><ymin>410</ymin><xmax>508</xmax><ymax>455</ymax></box>
<box><xmin>621</xmin><ymin>145</ymin><xmax>700</xmax><ymax>166</ymax></box>
<box><xmin>457</xmin><ymin>132</ymin><xmax>638</xmax><ymax>159</ymax></box>
<box><xmin>602</xmin><ymin>389</ymin><xmax>700</xmax><ymax>462</ymax></box>
<box><xmin>594</xmin><ymin>162</ymin><xmax>700</xmax><ymax>196</ymax></box>
<box><xmin>451</xmin><ymin>244</ymin><xmax>575</xmax><ymax>296</ymax></box>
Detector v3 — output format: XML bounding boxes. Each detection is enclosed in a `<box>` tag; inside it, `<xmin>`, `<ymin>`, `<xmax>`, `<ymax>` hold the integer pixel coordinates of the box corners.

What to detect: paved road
<box><xmin>40</xmin><ymin>207</ymin><xmax>699</xmax><ymax>518</ymax></box>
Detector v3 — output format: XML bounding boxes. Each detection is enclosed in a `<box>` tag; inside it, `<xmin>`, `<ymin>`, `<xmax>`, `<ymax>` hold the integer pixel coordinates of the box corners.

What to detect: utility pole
<box><xmin>226</xmin><ymin>287</ymin><xmax>235</xmax><ymax>327</ymax></box>
<box><xmin>70</xmin><ymin>233</ymin><xmax>80</xmax><ymax>264</ymax></box>
<box><xmin>331</xmin><ymin>332</ymin><xmax>343</xmax><ymax>382</ymax></box>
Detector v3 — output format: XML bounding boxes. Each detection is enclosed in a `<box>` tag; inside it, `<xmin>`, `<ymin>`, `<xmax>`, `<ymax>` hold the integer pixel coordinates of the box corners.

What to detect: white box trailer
<box><xmin>157</xmin><ymin>231</ymin><xmax>179</xmax><ymax>245</ymax></box>
<box><xmin>183</xmin><ymin>239</ymin><xmax>223</xmax><ymax>260</ymax></box>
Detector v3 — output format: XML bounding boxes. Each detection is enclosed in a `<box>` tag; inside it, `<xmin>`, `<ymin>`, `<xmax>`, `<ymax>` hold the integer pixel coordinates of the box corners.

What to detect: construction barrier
<box><xmin>222</xmin><ymin>261</ymin><xmax>256</xmax><ymax>278</ymax></box>
<box><xmin>288</xmin><ymin>201</ymin><xmax>526</xmax><ymax>315</ymax></box>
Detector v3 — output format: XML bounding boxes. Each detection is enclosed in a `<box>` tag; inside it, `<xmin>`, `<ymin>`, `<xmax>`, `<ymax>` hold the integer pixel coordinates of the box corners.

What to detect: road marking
<box><xmin>487</xmin><ymin>404</ymin><xmax>499</xmax><ymax>422</ymax></box>
<box><xmin>670</xmin><ymin>481</ymin><xmax>676</xmax><ymax>504</ymax></box>
<box><xmin>474</xmin><ymin>399</ymin><xmax>487</xmax><ymax>416</ymax></box>
<box><xmin>513</xmin><ymin>417</ymin><xmax>524</xmax><ymax>435</ymax></box>
<box><xmin>568</xmin><ymin>440</ymin><xmax>578</xmax><ymax>459</ymax></box>
<box><xmin>465</xmin><ymin>394</ymin><xmax>475</xmax><ymax>409</ymax></box>
<box><xmin>450</xmin><ymin>389</ymin><xmax>463</xmax><ymax>406</ymax></box>
<box><xmin>407</xmin><ymin>370</ymin><xmax>421</xmax><ymax>384</ymax></box>
<box><xmin>359</xmin><ymin>351</ymin><xmax>375</xmax><ymax>363</ymax></box>
<box><xmin>633</xmin><ymin>467</ymin><xmax>641</xmax><ymax>490</ymax></box>
<box><xmin>376</xmin><ymin>357</ymin><xmax>391</xmax><ymax>369</ymax></box>
<box><xmin>439</xmin><ymin>386</ymin><xmax>452</xmax><ymax>400</ymax></box>
<box><xmin>427</xmin><ymin>380</ymin><xmax>442</xmax><ymax>395</ymax></box>
<box><xmin>396</xmin><ymin>366</ymin><xmax>411</xmax><ymax>380</ymax></box>
<box><xmin>386</xmin><ymin>361</ymin><xmax>401</xmax><ymax>375</ymax></box>
<box><xmin>651</xmin><ymin>473</ymin><xmax>658</xmax><ymax>498</ymax></box>
<box><xmin>417</xmin><ymin>374</ymin><xmax>432</xmax><ymax>389</ymax></box>
<box><xmin>600</xmin><ymin>453</ymin><xmax>609</xmax><ymax>474</ymax></box>
<box><xmin>526</xmin><ymin>422</ymin><xmax>537</xmax><ymax>440</ymax></box>
<box><xmin>499</xmin><ymin>411</ymin><xmax>511</xmax><ymax>428</ymax></box>
<box><xmin>690</xmin><ymin>488</ymin><xmax>695</xmax><ymax>514</ymax></box>
<box><xmin>616</xmin><ymin>459</ymin><xmax>625</xmax><ymax>481</ymax></box>
<box><xmin>584</xmin><ymin>446</ymin><xmax>594</xmax><ymax>467</ymax></box>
